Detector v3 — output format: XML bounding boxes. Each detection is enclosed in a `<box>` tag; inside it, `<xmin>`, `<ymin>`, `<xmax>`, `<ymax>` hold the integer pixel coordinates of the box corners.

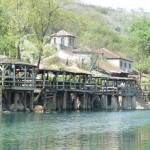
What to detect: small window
<box><xmin>69</xmin><ymin>37</ymin><xmax>72</xmax><ymax>45</ymax></box>
<box><xmin>120</xmin><ymin>61</ymin><xmax>122</xmax><ymax>67</ymax></box>
<box><xmin>69</xmin><ymin>37</ymin><xmax>74</xmax><ymax>46</ymax></box>
<box><xmin>129</xmin><ymin>64</ymin><xmax>131</xmax><ymax>69</ymax></box>
<box><xmin>61</xmin><ymin>37</ymin><xmax>64</xmax><ymax>45</ymax></box>
<box><xmin>124</xmin><ymin>62</ymin><xmax>126</xmax><ymax>68</ymax></box>
<box><xmin>54</xmin><ymin>38</ymin><xmax>56</xmax><ymax>44</ymax></box>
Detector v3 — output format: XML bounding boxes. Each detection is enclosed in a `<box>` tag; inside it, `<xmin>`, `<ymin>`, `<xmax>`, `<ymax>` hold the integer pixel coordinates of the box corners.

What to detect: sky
<box><xmin>80</xmin><ymin>0</ymin><xmax>150</xmax><ymax>12</ymax></box>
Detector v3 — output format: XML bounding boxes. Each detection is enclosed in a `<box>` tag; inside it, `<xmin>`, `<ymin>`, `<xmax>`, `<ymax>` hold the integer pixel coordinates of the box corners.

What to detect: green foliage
<box><xmin>0</xmin><ymin>32</ymin><xmax>17</xmax><ymax>57</ymax></box>
<box><xmin>130</xmin><ymin>18</ymin><xmax>150</xmax><ymax>54</ymax></box>
<box><xmin>129</xmin><ymin>18</ymin><xmax>150</xmax><ymax>72</ymax></box>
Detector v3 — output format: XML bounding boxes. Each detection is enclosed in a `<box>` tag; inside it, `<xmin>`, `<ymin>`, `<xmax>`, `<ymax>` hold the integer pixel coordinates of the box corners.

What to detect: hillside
<box><xmin>58</xmin><ymin>2</ymin><xmax>145</xmax><ymax>53</ymax></box>
<box><xmin>60</xmin><ymin>2</ymin><xmax>150</xmax><ymax>72</ymax></box>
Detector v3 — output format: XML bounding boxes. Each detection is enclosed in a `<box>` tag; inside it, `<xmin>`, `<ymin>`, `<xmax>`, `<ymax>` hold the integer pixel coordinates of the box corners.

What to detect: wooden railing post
<box><xmin>13</xmin><ymin>65</ymin><xmax>15</xmax><ymax>86</ymax></box>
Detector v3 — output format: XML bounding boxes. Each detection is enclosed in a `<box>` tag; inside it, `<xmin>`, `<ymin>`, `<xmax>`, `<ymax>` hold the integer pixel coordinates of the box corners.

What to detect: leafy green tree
<box><xmin>130</xmin><ymin>18</ymin><xmax>150</xmax><ymax>54</ymax></box>
<box><xmin>0</xmin><ymin>0</ymin><xmax>30</xmax><ymax>58</ymax></box>
<box><xmin>27</xmin><ymin>0</ymin><xmax>60</xmax><ymax>68</ymax></box>
<box><xmin>130</xmin><ymin>18</ymin><xmax>150</xmax><ymax>72</ymax></box>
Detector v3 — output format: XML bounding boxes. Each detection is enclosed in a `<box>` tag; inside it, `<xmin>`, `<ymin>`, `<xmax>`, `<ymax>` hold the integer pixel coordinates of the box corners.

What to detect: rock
<box><xmin>34</xmin><ymin>105</ymin><xmax>44</xmax><ymax>113</ymax></box>
<box><xmin>10</xmin><ymin>104</ymin><xmax>16</xmax><ymax>111</ymax></box>
<box><xmin>25</xmin><ymin>108</ymin><xmax>30</xmax><ymax>112</ymax></box>
<box><xmin>9</xmin><ymin>103</ymin><xmax>24</xmax><ymax>111</ymax></box>
<box><xmin>16</xmin><ymin>103</ymin><xmax>24</xmax><ymax>111</ymax></box>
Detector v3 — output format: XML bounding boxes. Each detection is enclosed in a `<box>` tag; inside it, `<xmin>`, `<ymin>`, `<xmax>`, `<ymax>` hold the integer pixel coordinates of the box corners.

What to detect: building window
<box><xmin>69</xmin><ymin>37</ymin><xmax>72</xmax><ymax>46</ymax></box>
<box><xmin>129</xmin><ymin>63</ymin><xmax>131</xmax><ymax>69</ymax></box>
<box><xmin>69</xmin><ymin>37</ymin><xmax>74</xmax><ymax>47</ymax></box>
<box><xmin>61</xmin><ymin>37</ymin><xmax>65</xmax><ymax>45</ymax></box>
<box><xmin>54</xmin><ymin>38</ymin><xmax>56</xmax><ymax>44</ymax></box>
<box><xmin>120</xmin><ymin>61</ymin><xmax>122</xmax><ymax>67</ymax></box>
<box><xmin>124</xmin><ymin>62</ymin><xmax>126</xmax><ymax>68</ymax></box>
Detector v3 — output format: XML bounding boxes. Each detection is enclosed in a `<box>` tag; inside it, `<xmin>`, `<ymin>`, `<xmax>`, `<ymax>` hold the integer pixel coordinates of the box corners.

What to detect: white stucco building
<box><xmin>99</xmin><ymin>48</ymin><xmax>133</xmax><ymax>73</ymax></box>
<box><xmin>50</xmin><ymin>30</ymin><xmax>76</xmax><ymax>50</ymax></box>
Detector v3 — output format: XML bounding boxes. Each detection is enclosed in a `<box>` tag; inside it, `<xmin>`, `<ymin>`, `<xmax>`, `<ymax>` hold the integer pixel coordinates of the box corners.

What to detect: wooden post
<box><xmin>7</xmin><ymin>91</ymin><xmax>11</xmax><ymax>110</ymax></box>
<box><xmin>24</xmin><ymin>66</ymin><xmax>27</xmax><ymax>84</ymax></box>
<box><xmin>87</xmin><ymin>94</ymin><xmax>91</xmax><ymax>110</ymax></box>
<box><xmin>13</xmin><ymin>65</ymin><xmax>15</xmax><ymax>87</ymax></box>
<box><xmin>30</xmin><ymin>92</ymin><xmax>33</xmax><ymax>111</ymax></box>
<box><xmin>0</xmin><ymin>87</ymin><xmax>2</xmax><ymax>112</ymax></box>
<box><xmin>131</xmin><ymin>96</ymin><xmax>136</xmax><ymax>109</ymax></box>
<box><xmin>32</xmin><ymin>67</ymin><xmax>35</xmax><ymax>88</ymax></box>
<box><xmin>24</xmin><ymin>92</ymin><xmax>27</xmax><ymax>111</ymax></box>
<box><xmin>14</xmin><ymin>92</ymin><xmax>18</xmax><ymax>111</ymax></box>
<box><xmin>63</xmin><ymin>91</ymin><xmax>67</xmax><ymax>110</ymax></box>
<box><xmin>63</xmin><ymin>72</ymin><xmax>65</xmax><ymax>89</ymax></box>
<box><xmin>43</xmin><ymin>70</ymin><xmax>46</xmax><ymax>88</ymax></box>
<box><xmin>118</xmin><ymin>96</ymin><xmax>123</xmax><ymax>109</ymax></box>
<box><xmin>73</xmin><ymin>92</ymin><xmax>77</xmax><ymax>110</ymax></box>
<box><xmin>83</xmin><ymin>93</ymin><xmax>87</xmax><ymax>110</ymax></box>
<box><xmin>1</xmin><ymin>65</ymin><xmax>4</xmax><ymax>86</ymax></box>
<box><xmin>52</xmin><ymin>92</ymin><xmax>57</xmax><ymax>111</ymax></box>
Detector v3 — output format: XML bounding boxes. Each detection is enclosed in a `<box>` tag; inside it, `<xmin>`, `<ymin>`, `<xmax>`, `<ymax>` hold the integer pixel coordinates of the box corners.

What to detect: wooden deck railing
<box><xmin>35</xmin><ymin>80</ymin><xmax>137</xmax><ymax>96</ymax></box>
<box><xmin>0</xmin><ymin>76</ymin><xmax>35</xmax><ymax>89</ymax></box>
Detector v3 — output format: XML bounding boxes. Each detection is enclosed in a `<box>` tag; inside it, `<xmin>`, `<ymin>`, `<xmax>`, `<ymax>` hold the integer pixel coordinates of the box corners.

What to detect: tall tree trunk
<box><xmin>37</xmin><ymin>47</ymin><xmax>43</xmax><ymax>69</ymax></box>
<box><xmin>17</xmin><ymin>40</ymin><xmax>21</xmax><ymax>60</ymax></box>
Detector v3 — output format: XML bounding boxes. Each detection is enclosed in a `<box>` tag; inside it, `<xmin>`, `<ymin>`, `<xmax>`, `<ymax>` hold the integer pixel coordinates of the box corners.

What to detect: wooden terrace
<box><xmin>36</xmin><ymin>69</ymin><xmax>138</xmax><ymax>96</ymax></box>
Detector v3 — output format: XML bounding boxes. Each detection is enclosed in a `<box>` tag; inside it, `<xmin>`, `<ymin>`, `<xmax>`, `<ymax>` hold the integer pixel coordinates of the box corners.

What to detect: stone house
<box><xmin>50</xmin><ymin>30</ymin><xmax>76</xmax><ymax>50</ymax></box>
<box><xmin>99</xmin><ymin>48</ymin><xmax>133</xmax><ymax>73</ymax></box>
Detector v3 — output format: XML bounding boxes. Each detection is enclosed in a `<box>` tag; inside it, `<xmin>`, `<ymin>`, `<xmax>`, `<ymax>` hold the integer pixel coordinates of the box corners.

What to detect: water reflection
<box><xmin>0</xmin><ymin>111</ymin><xmax>150</xmax><ymax>150</ymax></box>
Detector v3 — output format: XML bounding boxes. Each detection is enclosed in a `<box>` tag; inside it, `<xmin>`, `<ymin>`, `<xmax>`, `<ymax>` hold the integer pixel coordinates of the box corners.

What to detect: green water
<box><xmin>0</xmin><ymin>111</ymin><xmax>150</xmax><ymax>150</ymax></box>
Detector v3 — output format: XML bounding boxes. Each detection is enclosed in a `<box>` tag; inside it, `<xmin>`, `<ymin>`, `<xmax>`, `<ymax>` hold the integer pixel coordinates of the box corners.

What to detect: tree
<box><xmin>28</xmin><ymin>0</ymin><xmax>60</xmax><ymax>68</ymax></box>
<box><xmin>130</xmin><ymin>18</ymin><xmax>150</xmax><ymax>72</ymax></box>
<box><xmin>130</xmin><ymin>18</ymin><xmax>150</xmax><ymax>54</ymax></box>
<box><xmin>1</xmin><ymin>0</ymin><xmax>30</xmax><ymax>59</ymax></box>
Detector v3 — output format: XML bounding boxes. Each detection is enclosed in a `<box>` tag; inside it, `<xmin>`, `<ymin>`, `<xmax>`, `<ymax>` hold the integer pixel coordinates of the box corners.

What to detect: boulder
<box><xmin>34</xmin><ymin>105</ymin><xmax>44</xmax><ymax>113</ymax></box>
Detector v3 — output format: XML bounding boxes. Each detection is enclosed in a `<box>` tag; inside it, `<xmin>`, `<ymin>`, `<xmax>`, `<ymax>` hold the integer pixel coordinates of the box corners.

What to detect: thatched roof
<box><xmin>91</xmin><ymin>70</ymin><xmax>110</xmax><ymax>78</ymax></box>
<box><xmin>99</xmin><ymin>48</ymin><xmax>133</xmax><ymax>62</ymax></box>
<box><xmin>0</xmin><ymin>55</ymin><xmax>36</xmax><ymax>67</ymax></box>
<box><xmin>40</xmin><ymin>56</ymin><xmax>90</xmax><ymax>75</ymax></box>
<box><xmin>64</xmin><ymin>65</ymin><xmax>91</xmax><ymax>75</ymax></box>
<box><xmin>96</xmin><ymin>60</ymin><xmax>123</xmax><ymax>74</ymax></box>
<box><xmin>39</xmin><ymin>56</ymin><xmax>66</xmax><ymax>70</ymax></box>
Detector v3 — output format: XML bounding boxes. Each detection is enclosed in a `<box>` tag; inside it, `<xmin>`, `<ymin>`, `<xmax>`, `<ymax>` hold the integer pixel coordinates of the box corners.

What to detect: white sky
<box><xmin>80</xmin><ymin>0</ymin><xmax>150</xmax><ymax>12</ymax></box>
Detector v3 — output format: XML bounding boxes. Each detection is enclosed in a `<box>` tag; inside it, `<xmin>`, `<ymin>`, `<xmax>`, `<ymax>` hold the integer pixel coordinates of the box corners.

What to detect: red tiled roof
<box><xmin>99</xmin><ymin>48</ymin><xmax>133</xmax><ymax>62</ymax></box>
<box><xmin>50</xmin><ymin>30</ymin><xmax>75</xmax><ymax>37</ymax></box>
<box><xmin>96</xmin><ymin>60</ymin><xmax>123</xmax><ymax>74</ymax></box>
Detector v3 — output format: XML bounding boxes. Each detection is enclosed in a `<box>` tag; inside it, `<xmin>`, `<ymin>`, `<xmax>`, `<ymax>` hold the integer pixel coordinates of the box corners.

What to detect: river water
<box><xmin>0</xmin><ymin>111</ymin><xmax>150</xmax><ymax>150</ymax></box>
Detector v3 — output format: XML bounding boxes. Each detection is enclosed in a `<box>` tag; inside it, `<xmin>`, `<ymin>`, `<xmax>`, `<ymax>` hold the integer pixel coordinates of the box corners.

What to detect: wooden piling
<box><xmin>63</xmin><ymin>91</ymin><xmax>67</xmax><ymax>110</ymax></box>
<box><xmin>7</xmin><ymin>91</ymin><xmax>11</xmax><ymax>110</ymax></box>
<box><xmin>52</xmin><ymin>92</ymin><xmax>57</xmax><ymax>111</ymax></box>
<box><xmin>83</xmin><ymin>93</ymin><xmax>88</xmax><ymax>110</ymax></box>
<box><xmin>24</xmin><ymin>92</ymin><xmax>27</xmax><ymax>111</ymax></box>
<box><xmin>30</xmin><ymin>92</ymin><xmax>33</xmax><ymax>111</ymax></box>
<box><xmin>0</xmin><ymin>88</ymin><xmax>2</xmax><ymax>112</ymax></box>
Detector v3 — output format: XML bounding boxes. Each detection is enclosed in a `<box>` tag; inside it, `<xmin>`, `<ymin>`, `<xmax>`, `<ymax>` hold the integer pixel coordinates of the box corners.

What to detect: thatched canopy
<box><xmin>39</xmin><ymin>56</ymin><xmax>90</xmax><ymax>75</ymax></box>
<box><xmin>64</xmin><ymin>65</ymin><xmax>91</xmax><ymax>75</ymax></box>
<box><xmin>0</xmin><ymin>55</ymin><xmax>36</xmax><ymax>67</ymax></box>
